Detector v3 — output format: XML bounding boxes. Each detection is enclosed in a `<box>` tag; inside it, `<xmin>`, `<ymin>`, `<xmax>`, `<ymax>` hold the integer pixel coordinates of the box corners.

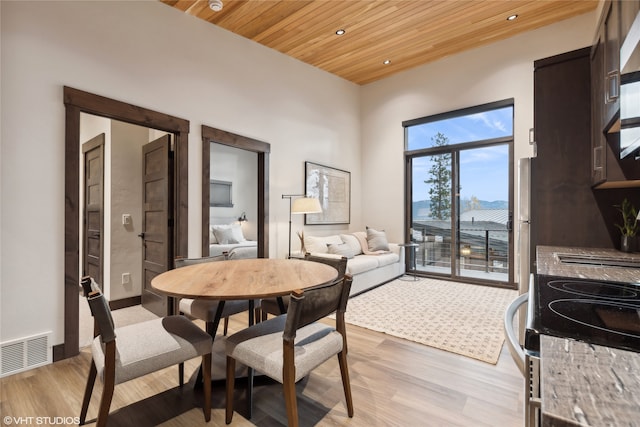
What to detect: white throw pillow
<box><xmin>304</xmin><ymin>235</ymin><xmax>342</xmax><ymax>254</ymax></box>
<box><xmin>212</xmin><ymin>226</ymin><xmax>236</xmax><ymax>244</ymax></box>
<box><xmin>340</xmin><ymin>233</ymin><xmax>363</xmax><ymax>256</ymax></box>
<box><xmin>212</xmin><ymin>223</ymin><xmax>246</xmax><ymax>244</ymax></box>
<box><xmin>327</xmin><ymin>242</ymin><xmax>357</xmax><ymax>258</ymax></box>
<box><xmin>230</xmin><ymin>223</ymin><xmax>246</xmax><ymax>243</ymax></box>
<box><xmin>366</xmin><ymin>227</ymin><xmax>390</xmax><ymax>252</ymax></box>
<box><xmin>209</xmin><ymin>225</ymin><xmax>218</xmax><ymax>244</ymax></box>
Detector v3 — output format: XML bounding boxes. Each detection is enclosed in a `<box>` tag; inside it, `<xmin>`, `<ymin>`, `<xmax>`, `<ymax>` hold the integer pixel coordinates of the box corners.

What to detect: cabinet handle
<box><xmin>593</xmin><ymin>146</ymin><xmax>603</xmax><ymax>170</ymax></box>
<box><xmin>605</xmin><ymin>70</ymin><xmax>620</xmax><ymax>103</ymax></box>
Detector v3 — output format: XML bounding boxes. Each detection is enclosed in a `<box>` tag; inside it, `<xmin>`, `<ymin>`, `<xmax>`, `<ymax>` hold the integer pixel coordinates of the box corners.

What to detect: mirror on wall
<box><xmin>201</xmin><ymin>125</ymin><xmax>270</xmax><ymax>259</ymax></box>
<box><xmin>208</xmin><ymin>142</ymin><xmax>258</xmax><ymax>259</ymax></box>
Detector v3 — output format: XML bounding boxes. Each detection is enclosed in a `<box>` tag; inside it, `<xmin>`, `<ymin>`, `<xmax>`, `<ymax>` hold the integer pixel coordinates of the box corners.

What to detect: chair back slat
<box><xmin>283</xmin><ymin>275</ymin><xmax>352</xmax><ymax>342</ymax></box>
<box><xmin>304</xmin><ymin>254</ymin><xmax>348</xmax><ymax>278</ymax></box>
<box><xmin>174</xmin><ymin>253</ymin><xmax>228</xmax><ymax>269</ymax></box>
<box><xmin>81</xmin><ymin>276</ymin><xmax>116</xmax><ymax>344</ymax></box>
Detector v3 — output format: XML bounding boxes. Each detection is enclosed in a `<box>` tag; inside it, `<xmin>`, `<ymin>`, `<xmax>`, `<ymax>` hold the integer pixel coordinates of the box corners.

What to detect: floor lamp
<box><xmin>282</xmin><ymin>194</ymin><xmax>322</xmax><ymax>258</ymax></box>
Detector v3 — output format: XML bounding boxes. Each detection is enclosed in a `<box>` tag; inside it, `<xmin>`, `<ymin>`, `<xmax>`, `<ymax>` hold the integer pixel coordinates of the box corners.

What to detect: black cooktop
<box><xmin>525</xmin><ymin>274</ymin><xmax>640</xmax><ymax>354</ymax></box>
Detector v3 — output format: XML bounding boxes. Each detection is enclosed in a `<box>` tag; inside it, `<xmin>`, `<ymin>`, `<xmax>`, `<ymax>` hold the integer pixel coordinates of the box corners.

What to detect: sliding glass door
<box><xmin>405</xmin><ymin>100</ymin><xmax>514</xmax><ymax>287</ymax></box>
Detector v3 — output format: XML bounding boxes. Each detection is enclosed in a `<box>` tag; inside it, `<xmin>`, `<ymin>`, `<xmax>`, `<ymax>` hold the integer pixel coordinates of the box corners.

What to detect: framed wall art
<box><xmin>304</xmin><ymin>161</ymin><xmax>351</xmax><ymax>225</ymax></box>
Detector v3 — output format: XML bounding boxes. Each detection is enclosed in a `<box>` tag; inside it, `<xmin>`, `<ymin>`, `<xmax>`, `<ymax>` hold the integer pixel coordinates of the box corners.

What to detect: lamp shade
<box><xmin>291</xmin><ymin>197</ymin><xmax>322</xmax><ymax>214</ymax></box>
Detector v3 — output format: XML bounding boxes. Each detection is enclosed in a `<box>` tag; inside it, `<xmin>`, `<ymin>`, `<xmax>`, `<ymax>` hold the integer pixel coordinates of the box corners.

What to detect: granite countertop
<box><xmin>537</xmin><ymin>245</ymin><xmax>640</xmax><ymax>283</ymax></box>
<box><xmin>541</xmin><ymin>336</ymin><xmax>640</xmax><ymax>427</ymax></box>
<box><xmin>536</xmin><ymin>246</ymin><xmax>640</xmax><ymax>426</ymax></box>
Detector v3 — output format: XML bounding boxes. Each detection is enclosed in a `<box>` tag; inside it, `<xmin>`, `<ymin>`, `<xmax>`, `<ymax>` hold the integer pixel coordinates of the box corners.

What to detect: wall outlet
<box><xmin>121</xmin><ymin>273</ymin><xmax>130</xmax><ymax>285</ymax></box>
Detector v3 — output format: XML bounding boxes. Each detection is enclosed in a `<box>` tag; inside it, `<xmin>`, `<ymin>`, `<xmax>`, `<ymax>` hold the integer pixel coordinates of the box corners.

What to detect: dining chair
<box><xmin>175</xmin><ymin>254</ymin><xmax>260</xmax><ymax>337</ymax></box>
<box><xmin>224</xmin><ymin>274</ymin><xmax>354</xmax><ymax>426</ymax></box>
<box><xmin>260</xmin><ymin>253</ymin><xmax>348</xmax><ymax>316</ymax></box>
<box><xmin>78</xmin><ymin>276</ymin><xmax>212</xmax><ymax>427</ymax></box>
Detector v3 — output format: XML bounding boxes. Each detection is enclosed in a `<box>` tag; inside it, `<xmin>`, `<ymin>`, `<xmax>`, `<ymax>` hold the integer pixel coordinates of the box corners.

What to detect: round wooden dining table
<box><xmin>151</xmin><ymin>258</ymin><xmax>339</xmax><ymax>302</ymax></box>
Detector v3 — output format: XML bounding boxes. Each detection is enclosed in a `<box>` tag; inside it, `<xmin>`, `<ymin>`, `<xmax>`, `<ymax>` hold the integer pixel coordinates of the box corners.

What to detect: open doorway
<box><xmin>61</xmin><ymin>86</ymin><xmax>190</xmax><ymax>361</ymax></box>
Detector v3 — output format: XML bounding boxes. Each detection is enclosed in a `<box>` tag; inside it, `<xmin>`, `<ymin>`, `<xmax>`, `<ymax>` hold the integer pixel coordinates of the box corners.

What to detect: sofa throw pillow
<box><xmin>340</xmin><ymin>233</ymin><xmax>363</xmax><ymax>256</ymax></box>
<box><xmin>366</xmin><ymin>227</ymin><xmax>390</xmax><ymax>252</ymax></box>
<box><xmin>327</xmin><ymin>243</ymin><xmax>357</xmax><ymax>258</ymax></box>
<box><xmin>304</xmin><ymin>234</ymin><xmax>342</xmax><ymax>254</ymax></box>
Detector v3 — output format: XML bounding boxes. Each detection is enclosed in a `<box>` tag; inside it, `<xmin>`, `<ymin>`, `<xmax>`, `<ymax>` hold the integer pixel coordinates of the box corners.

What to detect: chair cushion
<box><xmin>91</xmin><ymin>315</ymin><xmax>212</xmax><ymax>384</ymax></box>
<box><xmin>179</xmin><ymin>298</ymin><xmax>258</xmax><ymax>321</ymax></box>
<box><xmin>226</xmin><ymin>316</ymin><xmax>343</xmax><ymax>383</ymax></box>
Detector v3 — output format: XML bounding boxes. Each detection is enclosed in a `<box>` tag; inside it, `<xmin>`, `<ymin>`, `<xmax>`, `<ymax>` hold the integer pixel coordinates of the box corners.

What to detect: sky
<box><xmin>408</xmin><ymin>107</ymin><xmax>512</xmax><ymax>202</ymax></box>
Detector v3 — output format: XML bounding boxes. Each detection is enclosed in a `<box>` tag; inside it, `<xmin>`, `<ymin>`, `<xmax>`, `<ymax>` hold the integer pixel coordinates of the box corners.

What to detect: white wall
<box><xmin>0</xmin><ymin>1</ymin><xmax>360</xmax><ymax>347</ymax></box>
<box><xmin>360</xmin><ymin>12</ymin><xmax>597</xmax><ymax>247</ymax></box>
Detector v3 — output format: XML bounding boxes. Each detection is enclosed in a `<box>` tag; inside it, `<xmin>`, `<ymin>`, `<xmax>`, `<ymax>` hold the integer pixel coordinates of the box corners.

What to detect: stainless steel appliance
<box><xmin>516</xmin><ymin>156</ymin><xmax>534</xmax><ymax>340</ymax></box>
<box><xmin>504</xmin><ymin>274</ymin><xmax>540</xmax><ymax>427</ymax></box>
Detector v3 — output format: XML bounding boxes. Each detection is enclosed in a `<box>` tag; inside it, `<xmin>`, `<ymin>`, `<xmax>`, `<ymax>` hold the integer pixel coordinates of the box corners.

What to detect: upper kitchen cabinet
<box><xmin>591</xmin><ymin>0</ymin><xmax>640</xmax><ymax>188</ymax></box>
<box><xmin>603</xmin><ymin>0</ymin><xmax>620</xmax><ymax>130</ymax></box>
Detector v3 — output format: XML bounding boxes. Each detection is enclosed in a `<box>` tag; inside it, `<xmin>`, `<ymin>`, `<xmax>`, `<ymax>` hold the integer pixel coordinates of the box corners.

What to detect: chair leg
<box><xmin>96</xmin><ymin>343</ymin><xmax>116</xmax><ymax>427</ymax></box>
<box><xmin>247</xmin><ymin>367</ymin><xmax>254</xmax><ymax>419</ymax></box>
<box><xmin>202</xmin><ymin>353</ymin><xmax>212</xmax><ymax>422</ymax></box>
<box><xmin>337</xmin><ymin>351</ymin><xmax>354</xmax><ymax>417</ymax></box>
<box><xmin>79</xmin><ymin>360</ymin><xmax>97</xmax><ymax>425</ymax></box>
<box><xmin>223</xmin><ymin>316</ymin><xmax>229</xmax><ymax>336</ymax></box>
<box><xmin>225</xmin><ymin>356</ymin><xmax>236</xmax><ymax>424</ymax></box>
<box><xmin>282</xmin><ymin>360</ymin><xmax>298</xmax><ymax>427</ymax></box>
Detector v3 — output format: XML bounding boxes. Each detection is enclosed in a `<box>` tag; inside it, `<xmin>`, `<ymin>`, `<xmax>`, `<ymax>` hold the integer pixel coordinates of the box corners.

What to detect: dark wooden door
<box><xmin>82</xmin><ymin>134</ymin><xmax>105</xmax><ymax>286</ymax></box>
<box><xmin>141</xmin><ymin>135</ymin><xmax>173</xmax><ymax>316</ymax></box>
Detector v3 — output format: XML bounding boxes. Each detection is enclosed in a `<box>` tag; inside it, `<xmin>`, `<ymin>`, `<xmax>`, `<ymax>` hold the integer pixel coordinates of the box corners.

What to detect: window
<box><xmin>210</xmin><ymin>180</ymin><xmax>233</xmax><ymax>207</ymax></box>
<box><xmin>404</xmin><ymin>99</ymin><xmax>514</xmax><ymax>287</ymax></box>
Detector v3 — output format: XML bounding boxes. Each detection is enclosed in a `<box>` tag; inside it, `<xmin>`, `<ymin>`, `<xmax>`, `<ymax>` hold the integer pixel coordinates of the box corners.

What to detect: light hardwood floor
<box><xmin>0</xmin><ymin>314</ymin><xmax>524</xmax><ymax>426</ymax></box>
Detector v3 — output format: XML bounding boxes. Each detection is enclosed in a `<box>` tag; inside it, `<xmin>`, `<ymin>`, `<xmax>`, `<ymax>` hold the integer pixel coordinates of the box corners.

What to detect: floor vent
<box><xmin>1</xmin><ymin>333</ymin><xmax>51</xmax><ymax>377</ymax></box>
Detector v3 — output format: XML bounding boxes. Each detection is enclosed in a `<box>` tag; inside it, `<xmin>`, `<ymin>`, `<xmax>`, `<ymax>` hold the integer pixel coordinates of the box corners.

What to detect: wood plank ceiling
<box><xmin>161</xmin><ymin>0</ymin><xmax>598</xmax><ymax>85</ymax></box>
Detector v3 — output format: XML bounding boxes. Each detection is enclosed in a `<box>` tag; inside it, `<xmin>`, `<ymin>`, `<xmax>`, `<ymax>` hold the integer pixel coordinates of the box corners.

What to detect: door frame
<box><xmin>61</xmin><ymin>86</ymin><xmax>189</xmax><ymax>361</ymax></box>
<box><xmin>201</xmin><ymin>125</ymin><xmax>270</xmax><ymax>258</ymax></box>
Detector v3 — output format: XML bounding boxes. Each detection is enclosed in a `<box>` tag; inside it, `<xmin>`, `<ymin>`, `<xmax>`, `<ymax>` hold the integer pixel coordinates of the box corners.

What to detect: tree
<box><xmin>465</xmin><ymin>195</ymin><xmax>481</xmax><ymax>212</ymax></box>
<box><xmin>424</xmin><ymin>132</ymin><xmax>451</xmax><ymax>220</ymax></box>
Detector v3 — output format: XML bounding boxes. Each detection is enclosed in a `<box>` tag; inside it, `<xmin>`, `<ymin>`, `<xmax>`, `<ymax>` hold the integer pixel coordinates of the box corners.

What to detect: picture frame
<box><xmin>305</xmin><ymin>161</ymin><xmax>350</xmax><ymax>225</ymax></box>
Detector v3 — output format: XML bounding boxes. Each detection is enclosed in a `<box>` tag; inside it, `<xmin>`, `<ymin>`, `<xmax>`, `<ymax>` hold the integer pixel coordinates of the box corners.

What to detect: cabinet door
<box><xmin>603</xmin><ymin>0</ymin><xmax>620</xmax><ymax>129</ymax></box>
<box><xmin>591</xmin><ymin>31</ymin><xmax>607</xmax><ymax>185</ymax></box>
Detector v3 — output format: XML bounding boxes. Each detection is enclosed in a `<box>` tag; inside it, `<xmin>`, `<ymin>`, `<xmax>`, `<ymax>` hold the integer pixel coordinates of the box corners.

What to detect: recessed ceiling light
<box><xmin>507</xmin><ymin>14</ymin><xmax>518</xmax><ymax>21</ymax></box>
<box><xmin>209</xmin><ymin>0</ymin><xmax>223</xmax><ymax>12</ymax></box>
<box><xmin>336</xmin><ymin>29</ymin><xmax>346</xmax><ymax>36</ymax></box>
<box><xmin>383</xmin><ymin>59</ymin><xmax>391</xmax><ymax>65</ymax></box>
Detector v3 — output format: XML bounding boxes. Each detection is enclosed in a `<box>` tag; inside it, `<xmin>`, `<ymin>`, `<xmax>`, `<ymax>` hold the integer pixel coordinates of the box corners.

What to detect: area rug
<box><xmin>342</xmin><ymin>277</ymin><xmax>517</xmax><ymax>364</ymax></box>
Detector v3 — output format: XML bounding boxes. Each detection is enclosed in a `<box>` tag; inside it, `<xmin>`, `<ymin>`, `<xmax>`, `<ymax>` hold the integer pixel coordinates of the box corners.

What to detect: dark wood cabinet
<box><xmin>591</xmin><ymin>28</ymin><xmax>607</xmax><ymax>186</ymax></box>
<box><xmin>590</xmin><ymin>0</ymin><xmax>640</xmax><ymax>188</ymax></box>
<box><xmin>532</xmin><ymin>48</ymin><xmax>613</xmax><ymax>249</ymax></box>
<box><xmin>603</xmin><ymin>0</ymin><xmax>621</xmax><ymax>129</ymax></box>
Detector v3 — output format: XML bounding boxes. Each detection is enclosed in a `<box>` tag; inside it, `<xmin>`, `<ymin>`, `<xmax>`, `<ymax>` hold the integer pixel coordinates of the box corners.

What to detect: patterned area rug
<box><xmin>342</xmin><ymin>277</ymin><xmax>517</xmax><ymax>364</ymax></box>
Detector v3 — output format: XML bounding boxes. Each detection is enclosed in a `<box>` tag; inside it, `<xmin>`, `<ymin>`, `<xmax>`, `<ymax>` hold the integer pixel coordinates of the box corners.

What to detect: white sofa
<box><xmin>303</xmin><ymin>230</ymin><xmax>405</xmax><ymax>296</ymax></box>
